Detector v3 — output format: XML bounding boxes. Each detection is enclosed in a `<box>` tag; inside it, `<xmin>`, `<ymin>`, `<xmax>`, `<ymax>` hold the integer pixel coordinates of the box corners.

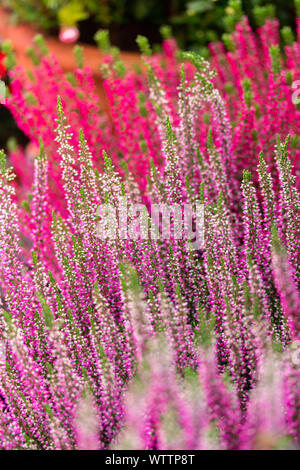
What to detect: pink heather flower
<box><xmin>0</xmin><ymin>12</ymin><xmax>298</xmax><ymax>449</ymax></box>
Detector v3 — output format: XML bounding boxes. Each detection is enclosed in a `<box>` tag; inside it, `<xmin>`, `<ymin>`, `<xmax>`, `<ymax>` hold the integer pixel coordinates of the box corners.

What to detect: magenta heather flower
<box><xmin>0</xmin><ymin>8</ymin><xmax>299</xmax><ymax>449</ymax></box>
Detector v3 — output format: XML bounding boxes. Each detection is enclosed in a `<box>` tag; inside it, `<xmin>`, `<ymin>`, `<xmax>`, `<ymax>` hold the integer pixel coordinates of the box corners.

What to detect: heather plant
<box><xmin>0</xmin><ymin>10</ymin><xmax>299</xmax><ymax>450</ymax></box>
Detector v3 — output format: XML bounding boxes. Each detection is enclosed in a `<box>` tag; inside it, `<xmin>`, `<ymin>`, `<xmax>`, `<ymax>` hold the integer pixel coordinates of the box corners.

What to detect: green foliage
<box><xmin>223</xmin><ymin>0</ymin><xmax>243</xmax><ymax>33</ymax></box>
<box><xmin>136</xmin><ymin>35</ymin><xmax>152</xmax><ymax>57</ymax></box>
<box><xmin>281</xmin><ymin>26</ymin><xmax>294</xmax><ymax>46</ymax></box>
<box><xmin>271</xmin><ymin>224</ymin><xmax>283</xmax><ymax>254</ymax></box>
<box><xmin>36</xmin><ymin>292</ymin><xmax>54</xmax><ymax>328</ymax></box>
<box><xmin>0</xmin><ymin>149</ymin><xmax>7</xmax><ymax>175</ymax></box>
<box><xmin>1</xmin><ymin>40</ymin><xmax>16</xmax><ymax>69</ymax></box>
<box><xmin>58</xmin><ymin>1</ymin><xmax>89</xmax><ymax>26</ymax></box>
<box><xmin>26</xmin><ymin>46</ymin><xmax>40</xmax><ymax>66</ymax></box>
<box><xmin>270</xmin><ymin>44</ymin><xmax>281</xmax><ymax>79</ymax></box>
<box><xmin>242</xmin><ymin>79</ymin><xmax>253</xmax><ymax>108</ymax></box>
<box><xmin>160</xmin><ymin>24</ymin><xmax>172</xmax><ymax>41</ymax></box>
<box><xmin>253</xmin><ymin>3</ymin><xmax>275</xmax><ymax>27</ymax></box>
<box><xmin>33</xmin><ymin>34</ymin><xmax>49</xmax><ymax>56</ymax></box>
<box><xmin>222</xmin><ymin>33</ymin><xmax>235</xmax><ymax>52</ymax></box>
<box><xmin>73</xmin><ymin>45</ymin><xmax>84</xmax><ymax>68</ymax></box>
<box><xmin>3</xmin><ymin>0</ymin><xmax>299</xmax><ymax>52</ymax></box>
<box><xmin>94</xmin><ymin>29</ymin><xmax>111</xmax><ymax>53</ymax></box>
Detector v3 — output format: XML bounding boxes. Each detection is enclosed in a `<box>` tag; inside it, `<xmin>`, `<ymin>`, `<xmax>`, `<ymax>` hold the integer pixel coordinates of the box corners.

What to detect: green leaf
<box><xmin>33</xmin><ymin>34</ymin><xmax>48</xmax><ymax>56</ymax></box>
<box><xmin>73</xmin><ymin>45</ymin><xmax>84</xmax><ymax>68</ymax></box>
<box><xmin>0</xmin><ymin>149</ymin><xmax>7</xmax><ymax>175</ymax></box>
<box><xmin>36</xmin><ymin>292</ymin><xmax>54</xmax><ymax>328</ymax></box>
<box><xmin>94</xmin><ymin>30</ymin><xmax>111</xmax><ymax>53</ymax></box>
<box><xmin>136</xmin><ymin>35</ymin><xmax>152</xmax><ymax>57</ymax></box>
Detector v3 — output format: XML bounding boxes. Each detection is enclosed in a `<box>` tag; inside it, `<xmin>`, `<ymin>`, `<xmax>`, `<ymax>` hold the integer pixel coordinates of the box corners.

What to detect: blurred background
<box><xmin>0</xmin><ymin>0</ymin><xmax>298</xmax><ymax>150</ymax></box>
<box><xmin>1</xmin><ymin>0</ymin><xmax>297</xmax><ymax>51</ymax></box>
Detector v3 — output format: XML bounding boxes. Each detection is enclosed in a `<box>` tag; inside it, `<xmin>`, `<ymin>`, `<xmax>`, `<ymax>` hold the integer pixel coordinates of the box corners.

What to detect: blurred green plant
<box><xmin>1</xmin><ymin>1</ymin><xmax>298</xmax><ymax>50</ymax></box>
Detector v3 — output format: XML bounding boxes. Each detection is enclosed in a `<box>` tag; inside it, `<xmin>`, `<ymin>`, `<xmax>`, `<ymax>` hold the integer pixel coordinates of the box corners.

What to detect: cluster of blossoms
<box><xmin>0</xmin><ymin>11</ymin><xmax>299</xmax><ymax>450</ymax></box>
